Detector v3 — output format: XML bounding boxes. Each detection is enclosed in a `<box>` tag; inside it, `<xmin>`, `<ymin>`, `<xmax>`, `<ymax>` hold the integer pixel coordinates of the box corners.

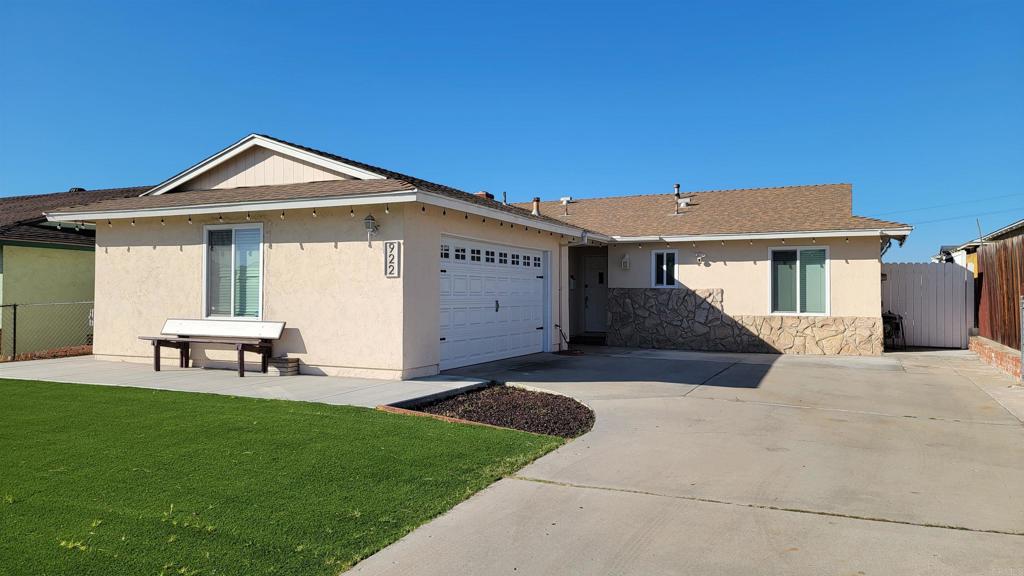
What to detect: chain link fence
<box><xmin>0</xmin><ymin>301</ymin><xmax>94</xmax><ymax>362</ymax></box>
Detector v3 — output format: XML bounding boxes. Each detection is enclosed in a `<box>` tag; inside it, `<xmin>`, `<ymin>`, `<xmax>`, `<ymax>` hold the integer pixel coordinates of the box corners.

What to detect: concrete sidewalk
<box><xmin>0</xmin><ymin>356</ymin><xmax>486</xmax><ymax>408</ymax></box>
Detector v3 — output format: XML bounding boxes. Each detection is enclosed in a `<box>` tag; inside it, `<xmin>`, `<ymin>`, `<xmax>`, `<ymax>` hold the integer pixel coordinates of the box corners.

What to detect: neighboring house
<box><xmin>0</xmin><ymin>186</ymin><xmax>149</xmax><ymax>356</ymax></box>
<box><xmin>933</xmin><ymin>218</ymin><xmax>1024</xmax><ymax>277</ymax></box>
<box><xmin>45</xmin><ymin>135</ymin><xmax>911</xmax><ymax>378</ymax></box>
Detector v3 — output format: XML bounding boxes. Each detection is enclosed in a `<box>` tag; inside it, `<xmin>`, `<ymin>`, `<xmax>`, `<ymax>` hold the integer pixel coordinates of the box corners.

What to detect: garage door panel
<box><xmin>439</xmin><ymin>236</ymin><xmax>546</xmax><ymax>370</ymax></box>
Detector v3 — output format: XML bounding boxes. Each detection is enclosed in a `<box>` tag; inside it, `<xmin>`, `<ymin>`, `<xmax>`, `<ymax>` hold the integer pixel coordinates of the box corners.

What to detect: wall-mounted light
<box><xmin>160</xmin><ymin>218</ymin><xmax>165</xmax><ymax>226</ymax></box>
<box><xmin>188</xmin><ymin>216</ymin><xmax>193</xmax><ymax>225</ymax></box>
<box><xmin>107</xmin><ymin>220</ymin><xmax>112</xmax><ymax>228</ymax></box>
<box><xmin>812</xmin><ymin>238</ymin><xmax>816</xmax><ymax>244</ymax></box>
<box><xmin>845</xmin><ymin>237</ymin><xmax>849</xmax><ymax>244</ymax></box>
<box><xmin>280</xmin><ymin>211</ymin><xmax>285</xmax><ymax>220</ymax></box>
<box><xmin>385</xmin><ymin>204</ymin><xmax>390</xmax><ymax>214</ymax></box>
<box><xmin>620</xmin><ymin>253</ymin><xmax>631</xmax><ymax>270</ymax></box>
<box><xmin>131</xmin><ymin>219</ymin><xmax>136</xmax><ymax>227</ymax></box>
<box><xmin>57</xmin><ymin>222</ymin><xmax>62</xmax><ymax>230</ymax></box>
<box><xmin>246</xmin><ymin>212</ymin><xmax>251</xmax><ymax>221</ymax></box>
<box><xmin>442</xmin><ymin>209</ymin><xmax>446</xmax><ymax>216</ymax></box>
<box><xmin>218</xmin><ymin>214</ymin><xmax>224</xmax><ymax>223</ymax></box>
<box><xmin>312</xmin><ymin>208</ymin><xmax>318</xmax><ymax>218</ymax></box>
<box><xmin>363</xmin><ymin>214</ymin><xmax>379</xmax><ymax>247</ymax></box>
<box><xmin>350</xmin><ymin>208</ymin><xmax>355</xmax><ymax>218</ymax></box>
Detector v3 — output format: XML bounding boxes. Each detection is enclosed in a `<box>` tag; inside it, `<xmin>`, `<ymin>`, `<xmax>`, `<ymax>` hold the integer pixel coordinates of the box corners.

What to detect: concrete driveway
<box><xmin>353</xmin><ymin>348</ymin><xmax>1024</xmax><ymax>576</ymax></box>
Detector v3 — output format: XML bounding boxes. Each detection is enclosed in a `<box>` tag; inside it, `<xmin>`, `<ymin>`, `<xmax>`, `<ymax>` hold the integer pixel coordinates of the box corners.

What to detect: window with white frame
<box><xmin>651</xmin><ymin>250</ymin><xmax>677</xmax><ymax>287</ymax></box>
<box><xmin>205</xmin><ymin>224</ymin><xmax>262</xmax><ymax>318</ymax></box>
<box><xmin>770</xmin><ymin>247</ymin><xmax>828</xmax><ymax>314</ymax></box>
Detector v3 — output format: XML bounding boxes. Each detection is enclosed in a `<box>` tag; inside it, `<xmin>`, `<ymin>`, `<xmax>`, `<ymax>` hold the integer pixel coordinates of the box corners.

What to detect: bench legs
<box><xmin>150</xmin><ymin>339</ymin><xmax>270</xmax><ymax>378</ymax></box>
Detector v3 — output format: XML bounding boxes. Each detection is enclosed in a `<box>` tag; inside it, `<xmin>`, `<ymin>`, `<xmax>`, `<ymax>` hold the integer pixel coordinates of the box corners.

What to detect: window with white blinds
<box><xmin>771</xmin><ymin>247</ymin><xmax>828</xmax><ymax>315</ymax></box>
<box><xmin>205</xmin><ymin>224</ymin><xmax>262</xmax><ymax>319</ymax></box>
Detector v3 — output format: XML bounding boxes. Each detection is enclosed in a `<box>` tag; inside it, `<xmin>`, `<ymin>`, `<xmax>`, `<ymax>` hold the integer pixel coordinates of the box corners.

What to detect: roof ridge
<box><xmin>0</xmin><ymin>185</ymin><xmax>152</xmax><ymax>203</ymax></box>
<box><xmin>527</xmin><ymin>183</ymin><xmax>852</xmax><ymax>204</ymax></box>
<box><xmin>255</xmin><ymin>134</ymin><xmax>573</xmax><ymax>227</ymax></box>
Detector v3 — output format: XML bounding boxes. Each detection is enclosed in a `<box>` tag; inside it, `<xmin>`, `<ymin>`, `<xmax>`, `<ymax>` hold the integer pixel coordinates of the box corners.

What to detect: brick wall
<box><xmin>969</xmin><ymin>335</ymin><xmax>1022</xmax><ymax>382</ymax></box>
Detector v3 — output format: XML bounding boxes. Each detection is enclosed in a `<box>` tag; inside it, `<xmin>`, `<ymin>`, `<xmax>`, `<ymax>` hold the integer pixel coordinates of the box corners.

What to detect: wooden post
<box><xmin>237</xmin><ymin>344</ymin><xmax>245</xmax><ymax>377</ymax></box>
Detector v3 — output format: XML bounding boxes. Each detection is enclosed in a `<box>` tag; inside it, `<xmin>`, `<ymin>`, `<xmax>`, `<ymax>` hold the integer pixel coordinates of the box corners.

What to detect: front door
<box><xmin>583</xmin><ymin>256</ymin><xmax>608</xmax><ymax>332</ymax></box>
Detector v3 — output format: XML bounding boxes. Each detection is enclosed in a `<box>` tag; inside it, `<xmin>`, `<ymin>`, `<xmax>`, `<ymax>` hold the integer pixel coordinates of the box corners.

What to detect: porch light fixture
<box><xmin>188</xmin><ymin>216</ymin><xmax>193</xmax><ymax>225</ymax></box>
<box><xmin>131</xmin><ymin>219</ymin><xmax>136</xmax><ymax>227</ymax></box>
<box><xmin>107</xmin><ymin>220</ymin><xmax>112</xmax><ymax>228</ymax></box>
<box><xmin>442</xmin><ymin>209</ymin><xmax>446</xmax><ymax>216</ymax></box>
<box><xmin>385</xmin><ymin>204</ymin><xmax>390</xmax><ymax>214</ymax></box>
<box><xmin>280</xmin><ymin>211</ymin><xmax>285</xmax><ymax>220</ymax></box>
<box><xmin>57</xmin><ymin>223</ymin><xmax>62</xmax><ymax>230</ymax></box>
<box><xmin>363</xmin><ymin>214</ymin><xmax>379</xmax><ymax>246</ymax></box>
<box><xmin>218</xmin><ymin>215</ymin><xmax>224</xmax><ymax>223</ymax></box>
<box><xmin>351</xmin><ymin>208</ymin><xmax>356</xmax><ymax>218</ymax></box>
<box><xmin>161</xmin><ymin>218</ymin><xmax>165</xmax><ymax>226</ymax></box>
<box><xmin>246</xmin><ymin>212</ymin><xmax>251</xmax><ymax>221</ymax></box>
<box><xmin>312</xmin><ymin>208</ymin><xmax>318</xmax><ymax>218</ymax></box>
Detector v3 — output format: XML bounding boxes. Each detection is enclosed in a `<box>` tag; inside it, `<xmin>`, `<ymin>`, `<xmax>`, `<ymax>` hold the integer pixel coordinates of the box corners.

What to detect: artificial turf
<box><xmin>0</xmin><ymin>379</ymin><xmax>563</xmax><ymax>575</ymax></box>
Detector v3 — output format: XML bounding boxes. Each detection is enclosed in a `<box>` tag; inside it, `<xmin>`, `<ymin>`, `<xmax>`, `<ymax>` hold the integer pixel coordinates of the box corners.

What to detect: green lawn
<box><xmin>0</xmin><ymin>379</ymin><xmax>563</xmax><ymax>575</ymax></box>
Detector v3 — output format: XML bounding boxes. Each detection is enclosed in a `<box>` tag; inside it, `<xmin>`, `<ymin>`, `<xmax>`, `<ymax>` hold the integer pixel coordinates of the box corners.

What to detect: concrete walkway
<box><xmin>353</xmin><ymin>348</ymin><xmax>1024</xmax><ymax>575</ymax></box>
<box><xmin>0</xmin><ymin>356</ymin><xmax>486</xmax><ymax>408</ymax></box>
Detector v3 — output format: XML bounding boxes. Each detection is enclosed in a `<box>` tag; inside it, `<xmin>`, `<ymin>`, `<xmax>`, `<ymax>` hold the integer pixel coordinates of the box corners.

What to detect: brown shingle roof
<box><xmin>48</xmin><ymin>135</ymin><xmax>586</xmax><ymax>232</ymax></box>
<box><xmin>1</xmin><ymin>186</ymin><xmax>151</xmax><ymax>246</ymax></box>
<box><xmin>47</xmin><ymin>179</ymin><xmax>416</xmax><ymax>214</ymax></box>
<box><xmin>515</xmin><ymin>184</ymin><xmax>910</xmax><ymax>237</ymax></box>
<box><xmin>254</xmin><ymin>135</ymin><xmax>579</xmax><ymax>230</ymax></box>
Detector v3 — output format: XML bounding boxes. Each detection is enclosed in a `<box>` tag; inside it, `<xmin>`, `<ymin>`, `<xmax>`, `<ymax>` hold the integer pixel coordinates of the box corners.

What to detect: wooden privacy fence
<box><xmin>881</xmin><ymin>263</ymin><xmax>974</xmax><ymax>349</ymax></box>
<box><xmin>976</xmin><ymin>235</ymin><xmax>1023</xmax><ymax>351</ymax></box>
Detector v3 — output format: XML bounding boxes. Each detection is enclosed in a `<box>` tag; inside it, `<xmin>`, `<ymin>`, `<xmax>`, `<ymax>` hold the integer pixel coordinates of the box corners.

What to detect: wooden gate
<box><xmin>881</xmin><ymin>263</ymin><xmax>974</xmax><ymax>349</ymax></box>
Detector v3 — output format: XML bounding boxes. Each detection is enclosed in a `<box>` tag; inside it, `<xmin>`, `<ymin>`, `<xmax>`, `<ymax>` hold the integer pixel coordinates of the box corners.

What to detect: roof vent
<box><xmin>475</xmin><ymin>191</ymin><xmax>495</xmax><ymax>201</ymax></box>
<box><xmin>68</xmin><ymin>187</ymin><xmax>86</xmax><ymax>193</ymax></box>
<box><xmin>559</xmin><ymin>196</ymin><xmax>573</xmax><ymax>216</ymax></box>
<box><xmin>531</xmin><ymin>197</ymin><xmax>541</xmax><ymax>216</ymax></box>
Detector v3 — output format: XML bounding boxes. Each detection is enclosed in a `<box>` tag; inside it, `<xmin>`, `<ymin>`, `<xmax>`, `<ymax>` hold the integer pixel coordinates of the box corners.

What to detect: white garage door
<box><xmin>440</xmin><ymin>237</ymin><xmax>547</xmax><ymax>369</ymax></box>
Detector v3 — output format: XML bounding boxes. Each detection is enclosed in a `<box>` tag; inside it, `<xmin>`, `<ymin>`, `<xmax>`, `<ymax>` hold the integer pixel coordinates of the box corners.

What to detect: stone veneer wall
<box><xmin>606</xmin><ymin>288</ymin><xmax>883</xmax><ymax>355</ymax></box>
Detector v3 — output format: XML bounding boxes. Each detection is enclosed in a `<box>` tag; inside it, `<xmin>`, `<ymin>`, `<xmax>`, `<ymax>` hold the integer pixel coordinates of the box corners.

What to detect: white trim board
<box><xmin>47</xmin><ymin>191</ymin><xmax>588</xmax><ymax>238</ymax></box>
<box><xmin>613</xmin><ymin>228</ymin><xmax>912</xmax><ymax>243</ymax></box>
<box><xmin>46</xmin><ymin>191</ymin><xmax>420</xmax><ymax>222</ymax></box>
<box><xmin>145</xmin><ymin>134</ymin><xmax>385</xmax><ymax>196</ymax></box>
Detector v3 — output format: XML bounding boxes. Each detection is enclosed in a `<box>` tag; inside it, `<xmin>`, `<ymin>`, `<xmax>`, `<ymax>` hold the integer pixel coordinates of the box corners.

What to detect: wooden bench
<box><xmin>139</xmin><ymin>319</ymin><xmax>286</xmax><ymax>377</ymax></box>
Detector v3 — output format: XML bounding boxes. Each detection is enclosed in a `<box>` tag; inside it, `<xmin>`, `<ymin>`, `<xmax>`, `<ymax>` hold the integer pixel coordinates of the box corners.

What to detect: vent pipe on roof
<box><xmin>475</xmin><ymin>191</ymin><xmax>495</xmax><ymax>201</ymax></box>
<box><xmin>560</xmin><ymin>196</ymin><xmax>573</xmax><ymax>216</ymax></box>
<box><xmin>502</xmin><ymin>191</ymin><xmax>508</xmax><ymax>205</ymax></box>
<box><xmin>674</xmin><ymin>183</ymin><xmax>681</xmax><ymax>214</ymax></box>
<box><xmin>531</xmin><ymin>197</ymin><xmax>541</xmax><ymax>216</ymax></box>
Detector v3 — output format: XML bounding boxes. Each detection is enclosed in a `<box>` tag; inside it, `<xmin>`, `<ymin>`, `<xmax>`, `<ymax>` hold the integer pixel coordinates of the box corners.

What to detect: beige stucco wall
<box><xmin>607</xmin><ymin>236</ymin><xmax>882</xmax><ymax>317</ymax></box>
<box><xmin>401</xmin><ymin>205</ymin><xmax>570</xmax><ymax>373</ymax></box>
<box><xmin>93</xmin><ymin>203</ymin><xmax>571</xmax><ymax>378</ymax></box>
<box><xmin>93</xmin><ymin>206</ymin><xmax>408</xmax><ymax>378</ymax></box>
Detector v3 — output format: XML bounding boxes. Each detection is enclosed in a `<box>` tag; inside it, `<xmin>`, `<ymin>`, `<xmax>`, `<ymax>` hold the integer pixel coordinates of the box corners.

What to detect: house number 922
<box><xmin>384</xmin><ymin>241</ymin><xmax>401</xmax><ymax>278</ymax></box>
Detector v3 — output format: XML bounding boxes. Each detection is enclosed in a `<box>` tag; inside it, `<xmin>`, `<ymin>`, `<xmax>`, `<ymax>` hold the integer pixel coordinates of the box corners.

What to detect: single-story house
<box><xmin>46</xmin><ymin>134</ymin><xmax>911</xmax><ymax>378</ymax></box>
<box><xmin>1</xmin><ymin>186</ymin><xmax>148</xmax><ymax>358</ymax></box>
<box><xmin>932</xmin><ymin>218</ymin><xmax>1024</xmax><ymax>278</ymax></box>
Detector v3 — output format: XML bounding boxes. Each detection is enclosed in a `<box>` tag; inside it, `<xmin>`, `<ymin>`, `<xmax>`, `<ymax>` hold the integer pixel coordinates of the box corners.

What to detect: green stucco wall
<box><xmin>0</xmin><ymin>244</ymin><xmax>96</xmax><ymax>356</ymax></box>
<box><xmin>0</xmin><ymin>244</ymin><xmax>96</xmax><ymax>305</ymax></box>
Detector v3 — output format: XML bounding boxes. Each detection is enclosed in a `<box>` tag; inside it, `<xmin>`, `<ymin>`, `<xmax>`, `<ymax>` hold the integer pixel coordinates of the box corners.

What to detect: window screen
<box><xmin>771</xmin><ymin>250</ymin><xmax>798</xmax><ymax>313</ymax></box>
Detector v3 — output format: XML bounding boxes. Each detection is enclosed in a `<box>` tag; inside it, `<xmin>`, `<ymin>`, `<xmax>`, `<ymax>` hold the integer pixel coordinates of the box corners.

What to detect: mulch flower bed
<box><xmin>416</xmin><ymin>385</ymin><xmax>594</xmax><ymax>438</ymax></box>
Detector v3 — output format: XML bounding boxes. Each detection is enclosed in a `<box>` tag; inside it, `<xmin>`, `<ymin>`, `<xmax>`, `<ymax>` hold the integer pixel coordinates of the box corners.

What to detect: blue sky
<box><xmin>1</xmin><ymin>0</ymin><xmax>1021</xmax><ymax>261</ymax></box>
